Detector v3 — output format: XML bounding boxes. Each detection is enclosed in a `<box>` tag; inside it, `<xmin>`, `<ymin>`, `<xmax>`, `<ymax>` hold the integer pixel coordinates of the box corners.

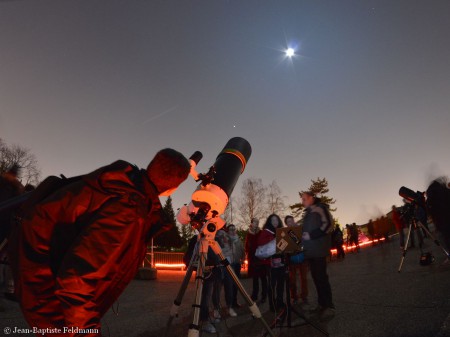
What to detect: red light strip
<box><xmin>154</xmin><ymin>263</ymin><xmax>186</xmax><ymax>268</ymax></box>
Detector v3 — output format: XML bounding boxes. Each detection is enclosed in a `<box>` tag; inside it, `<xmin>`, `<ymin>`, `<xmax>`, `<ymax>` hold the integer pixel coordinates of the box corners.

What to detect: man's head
<box><xmin>250</xmin><ymin>218</ymin><xmax>259</xmax><ymax>229</ymax></box>
<box><xmin>301</xmin><ymin>191</ymin><xmax>316</xmax><ymax>208</ymax></box>
<box><xmin>227</xmin><ymin>223</ymin><xmax>237</xmax><ymax>235</ymax></box>
<box><xmin>147</xmin><ymin>148</ymin><xmax>191</xmax><ymax>196</ymax></box>
<box><xmin>284</xmin><ymin>215</ymin><xmax>295</xmax><ymax>227</ymax></box>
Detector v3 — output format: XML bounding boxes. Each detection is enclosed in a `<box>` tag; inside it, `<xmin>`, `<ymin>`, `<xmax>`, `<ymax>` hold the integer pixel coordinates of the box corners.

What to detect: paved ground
<box><xmin>1</xmin><ymin>234</ymin><xmax>449</xmax><ymax>337</ymax></box>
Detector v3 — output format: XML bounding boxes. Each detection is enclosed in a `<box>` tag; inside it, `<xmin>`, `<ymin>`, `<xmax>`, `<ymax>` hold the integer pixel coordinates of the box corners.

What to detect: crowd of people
<box><xmin>195</xmin><ymin>191</ymin><xmax>336</xmax><ymax>333</ymax></box>
<box><xmin>2</xmin><ymin>154</ymin><xmax>449</xmax><ymax>336</ymax></box>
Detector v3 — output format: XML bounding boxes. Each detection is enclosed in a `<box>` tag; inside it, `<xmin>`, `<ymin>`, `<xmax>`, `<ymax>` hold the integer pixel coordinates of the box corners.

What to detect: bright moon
<box><xmin>285</xmin><ymin>48</ymin><xmax>295</xmax><ymax>57</ymax></box>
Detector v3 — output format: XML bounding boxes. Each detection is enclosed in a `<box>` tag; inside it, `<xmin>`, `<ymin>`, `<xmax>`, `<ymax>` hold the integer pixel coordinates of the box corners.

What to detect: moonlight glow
<box><xmin>285</xmin><ymin>48</ymin><xmax>295</xmax><ymax>57</ymax></box>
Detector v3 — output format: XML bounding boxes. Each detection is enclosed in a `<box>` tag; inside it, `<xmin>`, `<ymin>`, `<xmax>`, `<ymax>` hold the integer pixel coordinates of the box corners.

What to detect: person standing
<box><xmin>392</xmin><ymin>206</ymin><xmax>406</xmax><ymax>248</ymax></box>
<box><xmin>332</xmin><ymin>225</ymin><xmax>345</xmax><ymax>259</ymax></box>
<box><xmin>257</xmin><ymin>214</ymin><xmax>286</xmax><ymax>312</ymax></box>
<box><xmin>245</xmin><ymin>218</ymin><xmax>267</xmax><ymax>303</ymax></box>
<box><xmin>214</xmin><ymin>227</ymin><xmax>238</xmax><ymax>317</ymax></box>
<box><xmin>301</xmin><ymin>192</ymin><xmax>335</xmax><ymax>321</ymax></box>
<box><xmin>0</xmin><ymin>165</ymin><xmax>24</xmax><ymax>310</ymax></box>
<box><xmin>367</xmin><ymin>219</ymin><xmax>376</xmax><ymax>246</ymax></box>
<box><xmin>227</xmin><ymin>224</ymin><xmax>245</xmax><ymax>308</ymax></box>
<box><xmin>284</xmin><ymin>215</ymin><xmax>308</xmax><ymax>304</ymax></box>
<box><xmin>350</xmin><ymin>223</ymin><xmax>360</xmax><ymax>252</ymax></box>
<box><xmin>10</xmin><ymin>149</ymin><xmax>191</xmax><ymax>336</ymax></box>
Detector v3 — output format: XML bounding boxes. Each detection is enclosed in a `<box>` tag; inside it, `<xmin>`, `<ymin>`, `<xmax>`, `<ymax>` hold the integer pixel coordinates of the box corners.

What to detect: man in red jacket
<box><xmin>10</xmin><ymin>149</ymin><xmax>190</xmax><ymax>336</ymax></box>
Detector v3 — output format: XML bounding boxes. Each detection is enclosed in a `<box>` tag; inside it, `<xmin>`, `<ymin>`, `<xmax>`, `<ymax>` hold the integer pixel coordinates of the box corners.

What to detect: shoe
<box><xmin>202</xmin><ymin>321</ymin><xmax>216</xmax><ymax>334</ymax></box>
<box><xmin>228</xmin><ymin>307</ymin><xmax>237</xmax><ymax>317</ymax></box>
<box><xmin>319</xmin><ymin>307</ymin><xmax>336</xmax><ymax>321</ymax></box>
<box><xmin>233</xmin><ymin>302</ymin><xmax>243</xmax><ymax>308</ymax></box>
<box><xmin>212</xmin><ymin>309</ymin><xmax>221</xmax><ymax>323</ymax></box>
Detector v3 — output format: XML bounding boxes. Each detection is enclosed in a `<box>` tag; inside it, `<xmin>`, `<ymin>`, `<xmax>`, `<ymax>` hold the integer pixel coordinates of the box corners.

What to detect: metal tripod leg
<box><xmin>416</xmin><ymin>221</ymin><xmax>450</xmax><ymax>257</ymax></box>
<box><xmin>264</xmin><ymin>255</ymin><xmax>329</xmax><ymax>336</ymax></box>
<box><xmin>188</xmin><ymin>239</ymin><xmax>208</xmax><ymax>337</ymax></box>
<box><xmin>398</xmin><ymin>222</ymin><xmax>413</xmax><ymax>272</ymax></box>
<box><xmin>208</xmin><ymin>240</ymin><xmax>275</xmax><ymax>337</ymax></box>
<box><xmin>165</xmin><ymin>241</ymin><xmax>199</xmax><ymax>337</ymax></box>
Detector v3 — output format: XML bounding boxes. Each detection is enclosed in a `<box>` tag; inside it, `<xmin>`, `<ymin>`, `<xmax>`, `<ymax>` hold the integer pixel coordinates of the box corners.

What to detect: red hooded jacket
<box><xmin>11</xmin><ymin>160</ymin><xmax>163</xmax><ymax>336</ymax></box>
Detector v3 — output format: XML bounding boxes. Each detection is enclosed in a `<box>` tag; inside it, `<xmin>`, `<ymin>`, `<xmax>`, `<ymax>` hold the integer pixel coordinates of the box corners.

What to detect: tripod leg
<box><xmin>417</xmin><ymin>221</ymin><xmax>450</xmax><ymax>257</ymax></box>
<box><xmin>165</xmin><ymin>242</ymin><xmax>199</xmax><ymax>336</ymax></box>
<box><xmin>188</xmin><ymin>248</ymin><xmax>208</xmax><ymax>337</ymax></box>
<box><xmin>209</xmin><ymin>241</ymin><xmax>275</xmax><ymax>337</ymax></box>
<box><xmin>398</xmin><ymin>222</ymin><xmax>413</xmax><ymax>272</ymax></box>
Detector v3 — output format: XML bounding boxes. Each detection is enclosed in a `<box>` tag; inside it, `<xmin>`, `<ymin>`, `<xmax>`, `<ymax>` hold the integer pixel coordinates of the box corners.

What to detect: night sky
<box><xmin>1</xmin><ymin>1</ymin><xmax>449</xmax><ymax>226</ymax></box>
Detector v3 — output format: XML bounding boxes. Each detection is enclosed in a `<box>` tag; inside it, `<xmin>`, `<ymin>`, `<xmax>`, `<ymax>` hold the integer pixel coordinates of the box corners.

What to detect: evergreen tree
<box><xmin>290</xmin><ymin>177</ymin><xmax>337</xmax><ymax>217</ymax></box>
<box><xmin>179</xmin><ymin>221</ymin><xmax>194</xmax><ymax>251</ymax></box>
<box><xmin>154</xmin><ymin>196</ymin><xmax>183</xmax><ymax>250</ymax></box>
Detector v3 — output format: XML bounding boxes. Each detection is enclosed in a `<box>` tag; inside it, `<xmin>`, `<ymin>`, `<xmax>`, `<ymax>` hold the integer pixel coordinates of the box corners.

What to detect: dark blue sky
<box><xmin>1</xmin><ymin>1</ymin><xmax>449</xmax><ymax>225</ymax></box>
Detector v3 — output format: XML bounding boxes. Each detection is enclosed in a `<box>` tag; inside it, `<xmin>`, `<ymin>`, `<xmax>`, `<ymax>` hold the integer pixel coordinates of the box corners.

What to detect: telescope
<box><xmin>177</xmin><ymin>137</ymin><xmax>252</xmax><ymax>231</ymax></box>
<box><xmin>398</xmin><ymin>186</ymin><xmax>426</xmax><ymax>208</ymax></box>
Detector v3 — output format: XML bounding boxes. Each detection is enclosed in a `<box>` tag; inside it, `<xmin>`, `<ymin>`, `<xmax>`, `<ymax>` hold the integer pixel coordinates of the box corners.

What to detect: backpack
<box><xmin>0</xmin><ymin>175</ymin><xmax>83</xmax><ymax>217</ymax></box>
<box><xmin>21</xmin><ymin>175</ymin><xmax>84</xmax><ymax>213</ymax></box>
<box><xmin>317</xmin><ymin>203</ymin><xmax>335</xmax><ymax>234</ymax></box>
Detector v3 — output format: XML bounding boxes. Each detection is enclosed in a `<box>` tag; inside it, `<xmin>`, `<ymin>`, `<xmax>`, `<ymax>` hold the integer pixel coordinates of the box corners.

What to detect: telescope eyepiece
<box><xmin>189</xmin><ymin>151</ymin><xmax>203</xmax><ymax>165</ymax></box>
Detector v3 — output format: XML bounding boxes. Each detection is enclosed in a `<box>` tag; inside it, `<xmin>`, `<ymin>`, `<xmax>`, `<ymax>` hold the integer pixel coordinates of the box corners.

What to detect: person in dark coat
<box><xmin>301</xmin><ymin>192</ymin><xmax>335</xmax><ymax>321</ymax></box>
<box><xmin>392</xmin><ymin>206</ymin><xmax>406</xmax><ymax>248</ymax></box>
<box><xmin>0</xmin><ymin>165</ymin><xmax>24</xmax><ymax>306</ymax></box>
<box><xmin>426</xmin><ymin>178</ymin><xmax>450</xmax><ymax>252</ymax></box>
<box><xmin>332</xmin><ymin>225</ymin><xmax>345</xmax><ymax>259</ymax></box>
<box><xmin>245</xmin><ymin>218</ymin><xmax>267</xmax><ymax>303</ymax></box>
<box><xmin>0</xmin><ymin>164</ymin><xmax>24</xmax><ymax>245</ymax></box>
<box><xmin>9</xmin><ymin>149</ymin><xmax>190</xmax><ymax>337</ymax></box>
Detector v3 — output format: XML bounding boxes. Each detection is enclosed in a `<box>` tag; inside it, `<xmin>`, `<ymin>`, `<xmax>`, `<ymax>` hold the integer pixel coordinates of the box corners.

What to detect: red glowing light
<box><xmin>154</xmin><ymin>263</ymin><xmax>186</xmax><ymax>269</ymax></box>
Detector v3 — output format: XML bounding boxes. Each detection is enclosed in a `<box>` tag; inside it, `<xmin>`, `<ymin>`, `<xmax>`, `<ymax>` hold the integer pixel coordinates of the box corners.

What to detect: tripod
<box><xmin>398</xmin><ymin>217</ymin><xmax>449</xmax><ymax>272</ymax></box>
<box><xmin>263</xmin><ymin>254</ymin><xmax>328</xmax><ymax>336</ymax></box>
<box><xmin>165</xmin><ymin>229</ymin><xmax>275</xmax><ymax>337</ymax></box>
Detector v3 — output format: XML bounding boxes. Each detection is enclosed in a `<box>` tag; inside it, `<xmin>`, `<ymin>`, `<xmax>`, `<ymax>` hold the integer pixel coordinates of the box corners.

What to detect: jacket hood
<box><xmin>84</xmin><ymin>160</ymin><xmax>157</xmax><ymax>199</ymax></box>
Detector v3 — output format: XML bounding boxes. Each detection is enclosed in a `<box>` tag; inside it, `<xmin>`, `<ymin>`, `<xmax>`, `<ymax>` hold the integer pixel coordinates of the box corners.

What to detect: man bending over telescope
<box><xmin>8</xmin><ymin>149</ymin><xmax>191</xmax><ymax>337</ymax></box>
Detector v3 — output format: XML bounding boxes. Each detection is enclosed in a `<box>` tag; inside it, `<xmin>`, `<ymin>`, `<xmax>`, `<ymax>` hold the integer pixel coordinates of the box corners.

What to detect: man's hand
<box><xmin>302</xmin><ymin>232</ymin><xmax>311</xmax><ymax>241</ymax></box>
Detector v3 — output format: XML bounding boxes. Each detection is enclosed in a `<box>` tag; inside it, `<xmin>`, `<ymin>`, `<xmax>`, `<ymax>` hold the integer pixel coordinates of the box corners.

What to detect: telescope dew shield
<box><xmin>213</xmin><ymin>137</ymin><xmax>252</xmax><ymax>198</ymax></box>
<box><xmin>191</xmin><ymin>137</ymin><xmax>252</xmax><ymax>217</ymax></box>
<box><xmin>399</xmin><ymin>186</ymin><xmax>425</xmax><ymax>206</ymax></box>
